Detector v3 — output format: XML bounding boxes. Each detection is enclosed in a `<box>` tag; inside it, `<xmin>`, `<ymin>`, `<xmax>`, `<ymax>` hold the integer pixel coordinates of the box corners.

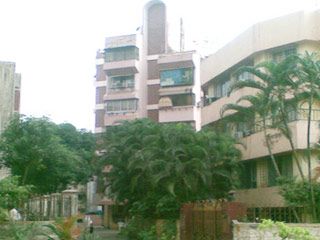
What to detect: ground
<box><xmin>94</xmin><ymin>228</ymin><xmax>125</xmax><ymax>239</ymax></box>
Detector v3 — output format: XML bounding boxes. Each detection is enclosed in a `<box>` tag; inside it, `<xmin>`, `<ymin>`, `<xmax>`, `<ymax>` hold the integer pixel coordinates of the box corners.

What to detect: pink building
<box><xmin>94</xmin><ymin>0</ymin><xmax>201</xmax><ymax>134</ymax></box>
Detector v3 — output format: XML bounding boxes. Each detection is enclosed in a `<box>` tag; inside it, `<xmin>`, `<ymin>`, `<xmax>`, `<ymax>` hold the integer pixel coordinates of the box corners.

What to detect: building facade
<box><xmin>94</xmin><ymin>0</ymin><xmax>202</xmax><ymax>134</ymax></box>
<box><xmin>94</xmin><ymin>0</ymin><xmax>320</xmax><ymax>223</ymax></box>
<box><xmin>0</xmin><ymin>61</ymin><xmax>21</xmax><ymax>179</ymax></box>
<box><xmin>201</xmin><ymin>10</ymin><xmax>320</xmax><ymax>220</ymax></box>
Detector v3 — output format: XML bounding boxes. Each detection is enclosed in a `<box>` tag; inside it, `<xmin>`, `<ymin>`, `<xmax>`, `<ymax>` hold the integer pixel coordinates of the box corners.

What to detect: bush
<box><xmin>0</xmin><ymin>207</ymin><xmax>9</xmax><ymax>223</ymax></box>
<box><xmin>279</xmin><ymin>178</ymin><xmax>320</xmax><ymax>222</ymax></box>
<box><xmin>120</xmin><ymin>216</ymin><xmax>176</xmax><ymax>240</ymax></box>
<box><xmin>259</xmin><ymin>219</ymin><xmax>315</xmax><ymax>240</ymax></box>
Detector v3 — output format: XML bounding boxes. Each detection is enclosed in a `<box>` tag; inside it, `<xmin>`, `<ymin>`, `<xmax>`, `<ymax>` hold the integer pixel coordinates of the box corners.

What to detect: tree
<box><xmin>0</xmin><ymin>116</ymin><xmax>95</xmax><ymax>194</ymax></box>
<box><xmin>293</xmin><ymin>52</ymin><xmax>320</xmax><ymax>221</ymax></box>
<box><xmin>223</xmin><ymin>53</ymin><xmax>320</xmax><ymax>222</ymax></box>
<box><xmin>0</xmin><ymin>176</ymin><xmax>32</xmax><ymax>210</ymax></box>
<box><xmin>56</xmin><ymin>123</ymin><xmax>96</xmax><ymax>183</ymax></box>
<box><xmin>223</xmin><ymin>57</ymin><xmax>305</xmax><ymax>180</ymax></box>
<box><xmin>221</xmin><ymin>92</ymin><xmax>282</xmax><ymax>178</ymax></box>
<box><xmin>99</xmin><ymin>119</ymin><xmax>241</xmax><ymax>219</ymax></box>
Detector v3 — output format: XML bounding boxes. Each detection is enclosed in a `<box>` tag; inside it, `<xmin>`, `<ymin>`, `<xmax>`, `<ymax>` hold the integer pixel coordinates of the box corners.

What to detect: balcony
<box><xmin>103</xmin><ymin>59</ymin><xmax>139</xmax><ymax>76</ymax></box>
<box><xmin>159</xmin><ymin>105</ymin><xmax>196</xmax><ymax>123</ymax></box>
<box><xmin>104</xmin><ymin>91</ymin><xmax>138</xmax><ymax>101</ymax></box>
<box><xmin>201</xmin><ymin>87</ymin><xmax>258</xmax><ymax>126</ymax></box>
<box><xmin>237</xmin><ymin>119</ymin><xmax>320</xmax><ymax>161</ymax></box>
<box><xmin>158</xmin><ymin>51</ymin><xmax>195</xmax><ymax>68</ymax></box>
<box><xmin>105</xmin><ymin>112</ymin><xmax>138</xmax><ymax>126</ymax></box>
<box><xmin>105</xmin><ymin>34</ymin><xmax>137</xmax><ymax>49</ymax></box>
<box><xmin>234</xmin><ymin>187</ymin><xmax>285</xmax><ymax>208</ymax></box>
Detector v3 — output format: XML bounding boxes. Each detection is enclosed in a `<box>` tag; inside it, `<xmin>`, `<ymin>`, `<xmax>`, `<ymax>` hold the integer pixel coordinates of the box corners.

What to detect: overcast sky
<box><xmin>0</xmin><ymin>0</ymin><xmax>319</xmax><ymax>131</ymax></box>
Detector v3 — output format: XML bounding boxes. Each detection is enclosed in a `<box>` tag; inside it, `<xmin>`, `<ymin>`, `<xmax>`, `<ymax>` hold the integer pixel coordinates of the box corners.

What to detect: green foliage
<box><xmin>259</xmin><ymin>219</ymin><xmax>315</xmax><ymax>240</ymax></box>
<box><xmin>0</xmin><ymin>207</ymin><xmax>9</xmax><ymax>223</ymax></box>
<box><xmin>0</xmin><ymin>116</ymin><xmax>95</xmax><ymax>194</ymax></box>
<box><xmin>159</xmin><ymin>220</ymin><xmax>177</xmax><ymax>240</ymax></box>
<box><xmin>43</xmin><ymin>216</ymin><xmax>80</xmax><ymax>240</ymax></box>
<box><xmin>0</xmin><ymin>222</ymin><xmax>43</xmax><ymax>240</ymax></box>
<box><xmin>100</xmin><ymin>119</ymin><xmax>240</xmax><ymax>219</ymax></box>
<box><xmin>0</xmin><ymin>176</ymin><xmax>32</xmax><ymax>210</ymax></box>
<box><xmin>279</xmin><ymin>179</ymin><xmax>320</xmax><ymax>222</ymax></box>
<box><xmin>137</xmin><ymin>225</ymin><xmax>157</xmax><ymax>240</ymax></box>
<box><xmin>120</xmin><ymin>216</ymin><xmax>155</xmax><ymax>239</ymax></box>
<box><xmin>120</xmin><ymin>217</ymin><xmax>176</xmax><ymax>240</ymax></box>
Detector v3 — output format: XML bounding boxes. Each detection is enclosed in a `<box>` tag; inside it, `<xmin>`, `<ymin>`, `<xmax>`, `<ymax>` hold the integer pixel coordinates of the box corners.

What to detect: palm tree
<box><xmin>223</xmin><ymin>58</ymin><xmax>305</xmax><ymax>180</ymax></box>
<box><xmin>294</xmin><ymin>52</ymin><xmax>320</xmax><ymax>221</ymax></box>
<box><xmin>221</xmin><ymin>93</ymin><xmax>281</xmax><ymax>178</ymax></box>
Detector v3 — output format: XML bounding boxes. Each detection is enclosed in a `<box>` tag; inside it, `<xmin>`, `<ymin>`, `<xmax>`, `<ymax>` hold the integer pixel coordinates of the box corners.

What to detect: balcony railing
<box><xmin>233</xmin><ymin>108</ymin><xmax>320</xmax><ymax>139</ymax></box>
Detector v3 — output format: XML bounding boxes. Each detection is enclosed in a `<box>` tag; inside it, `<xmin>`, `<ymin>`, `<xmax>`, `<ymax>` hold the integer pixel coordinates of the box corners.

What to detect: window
<box><xmin>240</xmin><ymin>161</ymin><xmax>257</xmax><ymax>189</ymax></box>
<box><xmin>237</xmin><ymin>71</ymin><xmax>253</xmax><ymax>81</ymax></box>
<box><xmin>235</xmin><ymin>121</ymin><xmax>253</xmax><ymax>138</ymax></box>
<box><xmin>170</xmin><ymin>94</ymin><xmax>194</xmax><ymax>106</ymax></box>
<box><xmin>160</xmin><ymin>68</ymin><xmax>193</xmax><ymax>87</ymax></box>
<box><xmin>104</xmin><ymin>46</ymin><xmax>139</xmax><ymax>62</ymax></box>
<box><xmin>257</xmin><ymin>160</ymin><xmax>269</xmax><ymax>187</ymax></box>
<box><xmin>272</xmin><ymin>47</ymin><xmax>296</xmax><ymax>63</ymax></box>
<box><xmin>268</xmin><ymin>154</ymin><xmax>293</xmax><ymax>187</ymax></box>
<box><xmin>106</xmin><ymin>99</ymin><xmax>138</xmax><ymax>113</ymax></box>
<box><xmin>214</xmin><ymin>80</ymin><xmax>231</xmax><ymax>98</ymax></box>
<box><xmin>109</xmin><ymin>75</ymin><xmax>134</xmax><ymax>90</ymax></box>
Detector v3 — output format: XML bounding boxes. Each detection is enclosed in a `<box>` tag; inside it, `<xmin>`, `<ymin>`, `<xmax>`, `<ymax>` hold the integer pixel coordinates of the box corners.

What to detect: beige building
<box><xmin>0</xmin><ymin>61</ymin><xmax>21</xmax><ymax>179</ymax></box>
<box><xmin>94</xmin><ymin>0</ymin><xmax>320</xmax><ymax>224</ymax></box>
<box><xmin>201</xmin><ymin>10</ymin><xmax>320</xmax><ymax>221</ymax></box>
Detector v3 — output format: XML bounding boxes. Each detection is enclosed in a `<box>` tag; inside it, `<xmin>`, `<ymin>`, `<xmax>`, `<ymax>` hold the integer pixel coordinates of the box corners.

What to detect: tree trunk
<box><xmin>279</xmin><ymin>105</ymin><xmax>305</xmax><ymax>181</ymax></box>
<box><xmin>262</xmin><ymin>119</ymin><xmax>281</xmax><ymax>177</ymax></box>
<box><xmin>22</xmin><ymin>164</ymin><xmax>31</xmax><ymax>185</ymax></box>
<box><xmin>307</xmin><ymin>97</ymin><xmax>317</xmax><ymax>222</ymax></box>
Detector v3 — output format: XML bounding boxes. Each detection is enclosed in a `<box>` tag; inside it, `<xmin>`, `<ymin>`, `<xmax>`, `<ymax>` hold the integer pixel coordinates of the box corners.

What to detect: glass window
<box><xmin>237</xmin><ymin>71</ymin><xmax>253</xmax><ymax>81</ymax></box>
<box><xmin>273</xmin><ymin>47</ymin><xmax>296</xmax><ymax>63</ymax></box>
<box><xmin>106</xmin><ymin>99</ymin><xmax>138</xmax><ymax>113</ymax></box>
<box><xmin>268</xmin><ymin>154</ymin><xmax>293</xmax><ymax>187</ymax></box>
<box><xmin>109</xmin><ymin>75</ymin><xmax>135</xmax><ymax>90</ymax></box>
<box><xmin>170</xmin><ymin>94</ymin><xmax>194</xmax><ymax>106</ymax></box>
<box><xmin>214</xmin><ymin>80</ymin><xmax>231</xmax><ymax>98</ymax></box>
<box><xmin>104</xmin><ymin>46</ymin><xmax>139</xmax><ymax>62</ymax></box>
<box><xmin>160</xmin><ymin>68</ymin><xmax>193</xmax><ymax>87</ymax></box>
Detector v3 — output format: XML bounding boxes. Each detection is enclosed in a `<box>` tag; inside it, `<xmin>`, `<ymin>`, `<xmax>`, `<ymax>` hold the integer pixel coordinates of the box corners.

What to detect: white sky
<box><xmin>0</xmin><ymin>0</ymin><xmax>319</xmax><ymax>131</ymax></box>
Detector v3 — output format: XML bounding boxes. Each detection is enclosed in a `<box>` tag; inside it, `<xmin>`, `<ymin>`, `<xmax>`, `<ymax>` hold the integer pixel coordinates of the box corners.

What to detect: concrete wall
<box><xmin>26</xmin><ymin>190</ymin><xmax>79</xmax><ymax>220</ymax></box>
<box><xmin>233</xmin><ymin>221</ymin><xmax>320</xmax><ymax>240</ymax></box>
<box><xmin>0</xmin><ymin>62</ymin><xmax>17</xmax><ymax>133</ymax></box>
<box><xmin>0</xmin><ymin>62</ymin><xmax>20</xmax><ymax>180</ymax></box>
<box><xmin>201</xmin><ymin>10</ymin><xmax>320</xmax><ymax>86</ymax></box>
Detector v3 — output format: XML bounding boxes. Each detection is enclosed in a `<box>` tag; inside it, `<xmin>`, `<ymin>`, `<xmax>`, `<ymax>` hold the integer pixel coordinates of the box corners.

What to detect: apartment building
<box><xmin>0</xmin><ymin>61</ymin><xmax>21</xmax><ymax>179</ymax></box>
<box><xmin>94</xmin><ymin>0</ymin><xmax>201</xmax><ymax>134</ymax></box>
<box><xmin>93</xmin><ymin>0</ymin><xmax>201</xmax><ymax>227</ymax></box>
<box><xmin>201</xmin><ymin>10</ymin><xmax>320</xmax><ymax>220</ymax></box>
<box><xmin>94</xmin><ymin>0</ymin><xmax>320</xmax><ymax>224</ymax></box>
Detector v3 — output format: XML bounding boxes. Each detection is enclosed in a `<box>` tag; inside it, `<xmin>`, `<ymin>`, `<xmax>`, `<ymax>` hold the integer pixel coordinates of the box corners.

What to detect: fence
<box><xmin>180</xmin><ymin>201</ymin><xmax>247</xmax><ymax>240</ymax></box>
<box><xmin>25</xmin><ymin>189</ymin><xmax>78</xmax><ymax>220</ymax></box>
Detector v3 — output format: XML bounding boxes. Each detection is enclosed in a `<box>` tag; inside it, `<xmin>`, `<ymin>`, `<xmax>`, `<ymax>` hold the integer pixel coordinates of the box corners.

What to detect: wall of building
<box><xmin>201</xmin><ymin>10</ymin><xmax>320</xmax><ymax>86</ymax></box>
<box><xmin>0</xmin><ymin>62</ymin><xmax>20</xmax><ymax>180</ymax></box>
<box><xmin>0</xmin><ymin>62</ymin><xmax>16</xmax><ymax>133</ymax></box>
